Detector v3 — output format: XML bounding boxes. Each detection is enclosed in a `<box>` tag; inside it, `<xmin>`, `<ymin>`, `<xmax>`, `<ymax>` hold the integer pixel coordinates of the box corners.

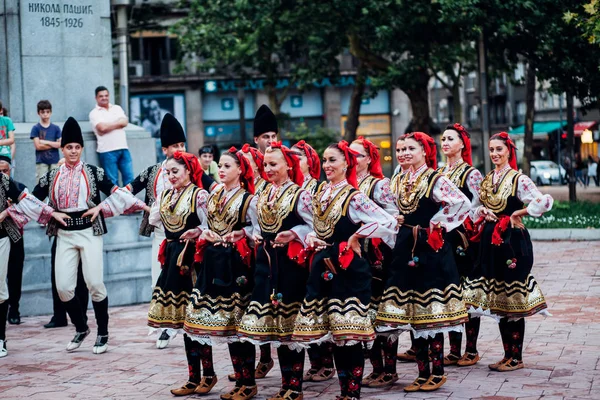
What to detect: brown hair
<box><xmin>37</xmin><ymin>100</ymin><xmax>52</xmax><ymax>112</ymax></box>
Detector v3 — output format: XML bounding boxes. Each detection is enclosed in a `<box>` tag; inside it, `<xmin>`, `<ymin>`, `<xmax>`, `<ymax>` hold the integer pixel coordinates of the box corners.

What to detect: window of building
<box><xmin>465</xmin><ymin>72</ymin><xmax>477</xmax><ymax>92</ymax></box>
<box><xmin>130</xmin><ymin>35</ymin><xmax>179</xmax><ymax>76</ymax></box>
<box><xmin>514</xmin><ymin>63</ymin><xmax>525</xmax><ymax>82</ymax></box>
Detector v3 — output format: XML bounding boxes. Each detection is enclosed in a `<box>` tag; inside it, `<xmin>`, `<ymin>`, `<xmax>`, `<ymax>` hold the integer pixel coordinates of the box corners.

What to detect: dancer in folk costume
<box><xmin>390</xmin><ymin>135</ymin><xmax>421</xmax><ymax>363</ymax></box>
<box><xmin>237</xmin><ymin>142</ymin><xmax>313</xmax><ymax>400</ymax></box>
<box><xmin>147</xmin><ymin>152</ymin><xmax>209</xmax><ymax>357</ymax></box>
<box><xmin>16</xmin><ymin>117</ymin><xmax>147</xmax><ymax>354</ymax></box>
<box><xmin>291</xmin><ymin>140</ymin><xmax>321</xmax><ymax>195</ymax></box>
<box><xmin>241</xmin><ymin>144</ymin><xmax>269</xmax><ymax>196</ymax></box>
<box><xmin>348</xmin><ymin>137</ymin><xmax>400</xmax><ymax>388</ymax></box>
<box><xmin>290</xmin><ymin>140</ymin><xmax>336</xmax><ymax>384</ymax></box>
<box><xmin>0</xmin><ymin>159</ymin><xmax>67</xmax><ymax>357</ymax></box>
<box><xmin>242</xmin><ymin>104</ymin><xmax>279</xmax><ymax>380</ymax></box>
<box><xmin>126</xmin><ymin>114</ymin><xmax>216</xmax><ymax>317</ymax></box>
<box><xmin>463</xmin><ymin>132</ymin><xmax>552</xmax><ymax>372</ymax></box>
<box><xmin>292</xmin><ymin>141</ymin><xmax>396</xmax><ymax>399</ymax></box>
<box><xmin>171</xmin><ymin>148</ymin><xmax>259</xmax><ymax>398</ymax></box>
<box><xmin>375</xmin><ymin>132</ymin><xmax>471</xmax><ymax>392</ymax></box>
<box><xmin>437</xmin><ymin>124</ymin><xmax>485</xmax><ymax>367</ymax></box>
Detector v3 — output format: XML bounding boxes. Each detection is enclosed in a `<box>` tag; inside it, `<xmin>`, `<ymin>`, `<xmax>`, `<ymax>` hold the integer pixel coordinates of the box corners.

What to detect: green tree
<box><xmin>172</xmin><ymin>0</ymin><xmax>343</xmax><ymax>117</ymax></box>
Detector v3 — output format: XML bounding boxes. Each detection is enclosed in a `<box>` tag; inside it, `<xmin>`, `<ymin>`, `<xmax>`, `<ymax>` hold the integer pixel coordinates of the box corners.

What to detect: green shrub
<box><xmin>523</xmin><ymin>201</ymin><xmax>600</xmax><ymax>229</ymax></box>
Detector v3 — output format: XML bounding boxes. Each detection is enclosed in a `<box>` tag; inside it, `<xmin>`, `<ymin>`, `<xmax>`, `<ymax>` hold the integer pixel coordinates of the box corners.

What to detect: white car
<box><xmin>530</xmin><ymin>160</ymin><xmax>565</xmax><ymax>185</ymax></box>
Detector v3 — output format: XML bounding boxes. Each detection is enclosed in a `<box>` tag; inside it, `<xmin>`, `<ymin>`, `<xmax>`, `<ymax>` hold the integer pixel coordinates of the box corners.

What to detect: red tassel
<box><xmin>288</xmin><ymin>240</ymin><xmax>310</xmax><ymax>266</ymax></box>
<box><xmin>234</xmin><ymin>237</ymin><xmax>252</xmax><ymax>267</ymax></box>
<box><xmin>371</xmin><ymin>237</ymin><xmax>384</xmax><ymax>262</ymax></box>
<box><xmin>469</xmin><ymin>216</ymin><xmax>486</xmax><ymax>243</ymax></box>
<box><xmin>492</xmin><ymin>216</ymin><xmax>511</xmax><ymax>246</ymax></box>
<box><xmin>338</xmin><ymin>242</ymin><xmax>354</xmax><ymax>270</ymax></box>
<box><xmin>427</xmin><ymin>225</ymin><xmax>444</xmax><ymax>252</ymax></box>
<box><xmin>157</xmin><ymin>239</ymin><xmax>167</xmax><ymax>265</ymax></box>
<box><xmin>194</xmin><ymin>239</ymin><xmax>209</xmax><ymax>263</ymax></box>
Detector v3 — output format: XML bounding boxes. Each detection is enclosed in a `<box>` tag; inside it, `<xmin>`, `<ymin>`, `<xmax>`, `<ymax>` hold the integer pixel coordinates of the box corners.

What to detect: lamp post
<box><xmin>112</xmin><ymin>0</ymin><xmax>131</xmax><ymax>115</ymax></box>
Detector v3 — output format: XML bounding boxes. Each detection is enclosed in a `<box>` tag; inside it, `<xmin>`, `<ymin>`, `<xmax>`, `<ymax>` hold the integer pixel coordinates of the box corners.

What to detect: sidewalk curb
<box><xmin>530</xmin><ymin>228</ymin><xmax>600</xmax><ymax>241</ymax></box>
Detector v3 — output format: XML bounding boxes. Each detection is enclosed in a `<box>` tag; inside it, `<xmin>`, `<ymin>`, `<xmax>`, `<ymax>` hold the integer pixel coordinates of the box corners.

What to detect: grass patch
<box><xmin>523</xmin><ymin>201</ymin><xmax>600</xmax><ymax>229</ymax></box>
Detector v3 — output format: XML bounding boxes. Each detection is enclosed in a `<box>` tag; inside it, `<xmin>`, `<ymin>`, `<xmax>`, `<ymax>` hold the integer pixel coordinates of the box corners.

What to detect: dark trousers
<box><xmin>50</xmin><ymin>238</ymin><xmax>89</xmax><ymax>323</ymax></box>
<box><xmin>6</xmin><ymin>238</ymin><xmax>25</xmax><ymax>315</ymax></box>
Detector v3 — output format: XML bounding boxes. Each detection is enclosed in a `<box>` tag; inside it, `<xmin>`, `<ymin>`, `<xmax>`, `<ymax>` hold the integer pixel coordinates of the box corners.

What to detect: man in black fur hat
<box><xmin>125</xmin><ymin>113</ymin><xmax>215</xmax><ymax>349</ymax></box>
<box><xmin>253</xmin><ymin>104</ymin><xmax>279</xmax><ymax>154</ymax></box>
<box><xmin>27</xmin><ymin>117</ymin><xmax>149</xmax><ymax>355</ymax></box>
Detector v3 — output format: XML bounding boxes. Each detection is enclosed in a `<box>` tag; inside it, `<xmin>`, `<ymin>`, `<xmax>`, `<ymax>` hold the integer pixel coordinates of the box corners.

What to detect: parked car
<box><xmin>530</xmin><ymin>160</ymin><xmax>566</xmax><ymax>185</ymax></box>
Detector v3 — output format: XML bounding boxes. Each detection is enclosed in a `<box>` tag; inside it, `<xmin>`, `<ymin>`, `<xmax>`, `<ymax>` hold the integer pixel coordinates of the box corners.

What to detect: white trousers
<box><xmin>0</xmin><ymin>237</ymin><xmax>10</xmax><ymax>303</ymax></box>
<box><xmin>56</xmin><ymin>228</ymin><xmax>107</xmax><ymax>302</ymax></box>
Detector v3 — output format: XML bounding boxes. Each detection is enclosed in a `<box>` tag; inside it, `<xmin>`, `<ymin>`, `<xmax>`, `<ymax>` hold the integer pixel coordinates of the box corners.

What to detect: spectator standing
<box><xmin>588</xmin><ymin>156</ymin><xmax>598</xmax><ymax>187</ymax></box>
<box><xmin>30</xmin><ymin>100</ymin><xmax>62</xmax><ymax>183</ymax></box>
<box><xmin>198</xmin><ymin>145</ymin><xmax>220</xmax><ymax>183</ymax></box>
<box><xmin>0</xmin><ymin>100</ymin><xmax>15</xmax><ymax>162</ymax></box>
<box><xmin>89</xmin><ymin>86</ymin><xmax>133</xmax><ymax>185</ymax></box>
<box><xmin>0</xmin><ymin>156</ymin><xmax>25</xmax><ymax>325</ymax></box>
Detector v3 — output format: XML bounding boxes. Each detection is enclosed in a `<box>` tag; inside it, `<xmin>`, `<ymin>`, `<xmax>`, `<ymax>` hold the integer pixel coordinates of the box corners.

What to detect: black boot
<box><xmin>92</xmin><ymin>298</ymin><xmax>109</xmax><ymax>354</ymax></box>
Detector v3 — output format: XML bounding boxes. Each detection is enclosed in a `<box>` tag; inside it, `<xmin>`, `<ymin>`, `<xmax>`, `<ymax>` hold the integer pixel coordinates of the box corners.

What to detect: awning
<box><xmin>509</xmin><ymin>121</ymin><xmax>566</xmax><ymax>136</ymax></box>
<box><xmin>563</xmin><ymin>121</ymin><xmax>598</xmax><ymax>137</ymax></box>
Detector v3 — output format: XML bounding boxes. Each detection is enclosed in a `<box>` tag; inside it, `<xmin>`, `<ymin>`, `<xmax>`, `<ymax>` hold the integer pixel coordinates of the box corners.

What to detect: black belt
<box><xmin>59</xmin><ymin>211</ymin><xmax>94</xmax><ymax>231</ymax></box>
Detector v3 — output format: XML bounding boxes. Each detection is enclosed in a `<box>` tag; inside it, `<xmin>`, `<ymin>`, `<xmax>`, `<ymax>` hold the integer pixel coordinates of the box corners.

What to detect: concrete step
<box><xmin>16</xmin><ymin>213</ymin><xmax>154</xmax><ymax>317</ymax></box>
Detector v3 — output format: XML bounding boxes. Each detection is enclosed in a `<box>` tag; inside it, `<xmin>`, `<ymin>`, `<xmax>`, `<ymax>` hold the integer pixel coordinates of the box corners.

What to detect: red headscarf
<box><xmin>227</xmin><ymin>146</ymin><xmax>255</xmax><ymax>194</ymax></box>
<box><xmin>172</xmin><ymin>151</ymin><xmax>204</xmax><ymax>189</ymax></box>
<box><xmin>293</xmin><ymin>140</ymin><xmax>321</xmax><ymax>180</ymax></box>
<box><xmin>241</xmin><ymin>143</ymin><xmax>268</xmax><ymax>181</ymax></box>
<box><xmin>353</xmin><ymin>136</ymin><xmax>384</xmax><ymax>179</ymax></box>
<box><xmin>406</xmin><ymin>132</ymin><xmax>438</xmax><ymax>169</ymax></box>
<box><xmin>268</xmin><ymin>142</ymin><xmax>304</xmax><ymax>187</ymax></box>
<box><xmin>336</xmin><ymin>140</ymin><xmax>361</xmax><ymax>188</ymax></box>
<box><xmin>491</xmin><ymin>132</ymin><xmax>518</xmax><ymax>170</ymax></box>
<box><xmin>446</xmin><ymin>123</ymin><xmax>473</xmax><ymax>166</ymax></box>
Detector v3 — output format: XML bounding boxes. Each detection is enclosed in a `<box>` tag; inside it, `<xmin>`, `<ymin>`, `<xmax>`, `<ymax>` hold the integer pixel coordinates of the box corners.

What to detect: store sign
<box><xmin>204</xmin><ymin>76</ymin><xmax>369</xmax><ymax>93</ymax></box>
<box><xmin>290</xmin><ymin>95</ymin><xmax>303</xmax><ymax>108</ymax></box>
<box><xmin>221</xmin><ymin>98</ymin><xmax>234</xmax><ymax>111</ymax></box>
<box><xmin>340</xmin><ymin>114</ymin><xmax>391</xmax><ymax>136</ymax></box>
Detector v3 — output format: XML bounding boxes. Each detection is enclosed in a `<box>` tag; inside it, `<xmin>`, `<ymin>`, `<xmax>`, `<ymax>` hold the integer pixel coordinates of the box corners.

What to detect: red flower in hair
<box><xmin>241</xmin><ymin>143</ymin><xmax>268</xmax><ymax>181</ymax></box>
<box><xmin>354</xmin><ymin>136</ymin><xmax>384</xmax><ymax>179</ymax></box>
<box><xmin>294</xmin><ymin>140</ymin><xmax>321</xmax><ymax>180</ymax></box>
<box><xmin>336</xmin><ymin>140</ymin><xmax>361</xmax><ymax>188</ymax></box>
<box><xmin>268</xmin><ymin>141</ymin><xmax>304</xmax><ymax>186</ymax></box>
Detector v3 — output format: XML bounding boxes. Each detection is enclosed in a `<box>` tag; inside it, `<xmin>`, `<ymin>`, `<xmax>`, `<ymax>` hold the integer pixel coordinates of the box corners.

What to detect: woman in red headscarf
<box><xmin>438</xmin><ymin>124</ymin><xmax>485</xmax><ymax>367</ymax></box>
<box><xmin>237</xmin><ymin>142</ymin><xmax>314</xmax><ymax>400</ymax></box>
<box><xmin>349</xmin><ymin>137</ymin><xmax>400</xmax><ymax>388</ymax></box>
<box><xmin>291</xmin><ymin>140</ymin><xmax>321</xmax><ymax>195</ymax></box>
<box><xmin>292</xmin><ymin>141</ymin><xmax>396</xmax><ymax>400</ymax></box>
<box><xmin>463</xmin><ymin>132</ymin><xmax>552</xmax><ymax>373</ymax></box>
<box><xmin>171</xmin><ymin>148</ymin><xmax>259</xmax><ymax>398</ymax></box>
<box><xmin>374</xmin><ymin>132</ymin><xmax>471</xmax><ymax>392</ymax></box>
<box><xmin>145</xmin><ymin>152</ymin><xmax>210</xmax><ymax>394</ymax></box>
<box><xmin>241</xmin><ymin>144</ymin><xmax>269</xmax><ymax>195</ymax></box>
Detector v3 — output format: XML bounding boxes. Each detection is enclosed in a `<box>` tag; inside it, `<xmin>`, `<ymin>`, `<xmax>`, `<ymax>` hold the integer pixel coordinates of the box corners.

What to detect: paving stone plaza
<box><xmin>1</xmin><ymin>240</ymin><xmax>598</xmax><ymax>400</ymax></box>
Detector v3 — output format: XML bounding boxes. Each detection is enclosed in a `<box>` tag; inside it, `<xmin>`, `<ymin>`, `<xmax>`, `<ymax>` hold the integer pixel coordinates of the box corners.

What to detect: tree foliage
<box><xmin>172</xmin><ymin>0</ymin><xmax>344</xmax><ymax>115</ymax></box>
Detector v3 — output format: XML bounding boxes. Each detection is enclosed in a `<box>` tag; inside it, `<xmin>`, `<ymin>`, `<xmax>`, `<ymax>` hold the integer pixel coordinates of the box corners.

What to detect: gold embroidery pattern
<box><xmin>479</xmin><ymin>169</ymin><xmax>520</xmax><ymax>214</ymax></box>
<box><xmin>160</xmin><ymin>185</ymin><xmax>197</xmax><ymax>233</ymax></box>
<box><xmin>389</xmin><ymin>171</ymin><xmax>406</xmax><ymax>196</ymax></box>
<box><xmin>206</xmin><ymin>187</ymin><xmax>247</xmax><ymax>236</ymax></box>
<box><xmin>238</xmin><ymin>300</ymin><xmax>303</xmax><ymax>341</ymax></box>
<box><xmin>255</xmin><ymin>178</ymin><xmax>268</xmax><ymax>196</ymax></box>
<box><xmin>376</xmin><ymin>284</ymin><xmax>468</xmax><ymax>329</ymax></box>
<box><xmin>312</xmin><ymin>185</ymin><xmax>354</xmax><ymax>240</ymax></box>
<box><xmin>440</xmin><ymin>161</ymin><xmax>473</xmax><ymax>188</ymax></box>
<box><xmin>462</xmin><ymin>275</ymin><xmax>548</xmax><ymax>317</ymax></box>
<box><xmin>304</xmin><ymin>178</ymin><xmax>318</xmax><ymax>196</ymax></box>
<box><xmin>184</xmin><ymin>290</ymin><xmax>252</xmax><ymax>336</ymax></box>
<box><xmin>148</xmin><ymin>288</ymin><xmax>190</xmax><ymax>328</ymax></box>
<box><xmin>293</xmin><ymin>297</ymin><xmax>375</xmax><ymax>342</ymax></box>
<box><xmin>257</xmin><ymin>184</ymin><xmax>301</xmax><ymax>234</ymax></box>
<box><xmin>396</xmin><ymin>169</ymin><xmax>437</xmax><ymax>215</ymax></box>
<box><xmin>358</xmin><ymin>175</ymin><xmax>378</xmax><ymax>198</ymax></box>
